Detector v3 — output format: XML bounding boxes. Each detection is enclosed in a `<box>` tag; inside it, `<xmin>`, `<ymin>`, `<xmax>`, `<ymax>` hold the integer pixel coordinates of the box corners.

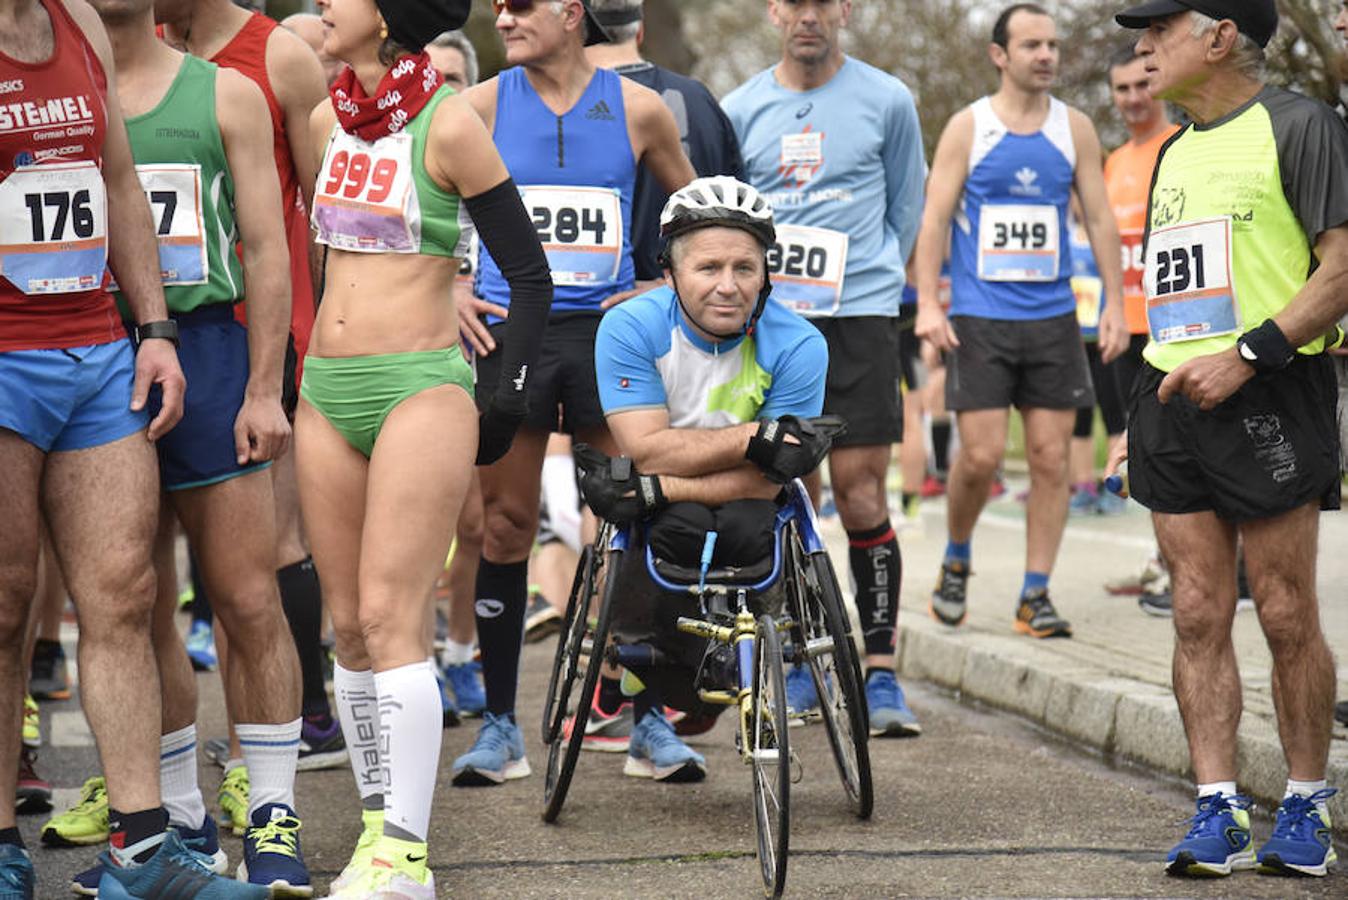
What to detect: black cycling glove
<box><xmin>574</xmin><ymin>444</ymin><xmax>666</xmax><ymax>524</ymax></box>
<box><xmin>745</xmin><ymin>415</ymin><xmax>846</xmax><ymax>483</ymax></box>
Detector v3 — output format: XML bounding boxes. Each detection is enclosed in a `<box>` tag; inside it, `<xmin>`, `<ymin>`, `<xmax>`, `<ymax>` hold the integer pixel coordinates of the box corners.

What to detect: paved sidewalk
<box><xmin>820</xmin><ymin>477</ymin><xmax>1348</xmax><ymax>832</ymax></box>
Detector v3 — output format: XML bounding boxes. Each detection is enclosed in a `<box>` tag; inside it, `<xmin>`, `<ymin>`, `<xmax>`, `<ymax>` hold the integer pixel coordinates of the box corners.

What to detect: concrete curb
<box><xmin>896</xmin><ymin>617</ymin><xmax>1348</xmax><ymax>834</ymax></box>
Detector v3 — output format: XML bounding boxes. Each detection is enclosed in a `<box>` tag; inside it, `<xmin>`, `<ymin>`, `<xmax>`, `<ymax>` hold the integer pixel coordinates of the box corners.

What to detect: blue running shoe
<box><xmin>96</xmin><ymin>830</ymin><xmax>268</xmax><ymax>899</ymax></box>
<box><xmin>1257</xmin><ymin>789</ymin><xmax>1338</xmax><ymax>877</ymax></box>
<box><xmin>623</xmin><ymin>710</ymin><xmax>706</xmax><ymax>783</ymax></box>
<box><xmin>1068</xmin><ymin>486</ymin><xmax>1099</xmax><ymax>516</ymax></box>
<box><xmin>185</xmin><ymin>620</ymin><xmax>217</xmax><ymax>672</ymax></box>
<box><xmin>72</xmin><ymin>816</ymin><xmax>228</xmax><ymax>896</ymax></box>
<box><xmin>451</xmin><ymin>712</ymin><xmax>531</xmax><ymax>786</ymax></box>
<box><xmin>434</xmin><ymin>668</ymin><xmax>460</xmax><ymax>728</ymax></box>
<box><xmin>443</xmin><ymin>661</ymin><xmax>486</xmax><ymax>717</ymax></box>
<box><xmin>784</xmin><ymin>664</ymin><xmax>818</xmax><ymax>724</ymax></box>
<box><xmin>237</xmin><ymin>803</ymin><xmax>312</xmax><ymax>897</ymax></box>
<box><xmin>0</xmin><ymin>844</ymin><xmax>34</xmax><ymax>900</ymax></box>
<box><xmin>1165</xmin><ymin>793</ymin><xmax>1255</xmax><ymax>877</ymax></box>
<box><xmin>865</xmin><ymin>670</ymin><xmax>921</xmax><ymax>737</ymax></box>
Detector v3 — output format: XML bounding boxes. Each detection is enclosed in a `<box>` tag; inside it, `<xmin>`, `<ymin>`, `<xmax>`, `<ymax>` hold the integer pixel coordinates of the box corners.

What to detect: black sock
<box><xmin>0</xmin><ymin>827</ymin><xmax>23</xmax><ymax>849</ymax></box>
<box><xmin>901</xmin><ymin>491</ymin><xmax>916</xmax><ymax>508</ymax></box>
<box><xmin>108</xmin><ymin>807</ymin><xmax>168</xmax><ymax>864</ymax></box>
<box><xmin>475</xmin><ymin>559</ymin><xmax>528</xmax><ymax>717</ymax></box>
<box><xmin>634</xmin><ymin>688</ymin><xmax>661</xmax><ymax>724</ymax></box>
<box><xmin>847</xmin><ymin>521</ymin><xmax>901</xmax><ymax>657</ymax></box>
<box><xmin>188</xmin><ymin>550</ymin><xmax>212</xmax><ymax>626</ymax></box>
<box><xmin>598</xmin><ymin>676</ymin><xmax>624</xmax><ymax>715</ymax></box>
<box><xmin>277</xmin><ymin>556</ymin><xmax>330</xmax><ymax>718</ymax></box>
<box><xmin>932</xmin><ymin>421</ymin><xmax>952</xmax><ymax>477</ymax></box>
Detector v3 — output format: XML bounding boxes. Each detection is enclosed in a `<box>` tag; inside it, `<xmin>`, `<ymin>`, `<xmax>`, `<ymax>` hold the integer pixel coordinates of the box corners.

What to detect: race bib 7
<box><xmin>766</xmin><ymin>224</ymin><xmax>847</xmax><ymax>317</ymax></box>
<box><xmin>1144</xmin><ymin>216</ymin><xmax>1239</xmax><ymax>344</ymax></box>
<box><xmin>0</xmin><ymin>160</ymin><xmax>108</xmax><ymax>294</ymax></box>
<box><xmin>977</xmin><ymin>203</ymin><xmax>1059</xmax><ymax>282</ymax></box>
<box><xmin>137</xmin><ymin>164</ymin><xmax>209</xmax><ymax>286</ymax></box>
<box><xmin>522</xmin><ymin>185</ymin><xmax>623</xmax><ymax>287</ymax></box>
<box><xmin>312</xmin><ymin>129</ymin><xmax>419</xmax><ymax>253</ymax></box>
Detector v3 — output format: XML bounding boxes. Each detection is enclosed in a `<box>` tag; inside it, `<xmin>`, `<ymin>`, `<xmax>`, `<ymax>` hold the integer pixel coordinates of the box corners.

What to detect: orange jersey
<box><xmin>1105</xmin><ymin>125</ymin><xmax>1180</xmax><ymax>334</ymax></box>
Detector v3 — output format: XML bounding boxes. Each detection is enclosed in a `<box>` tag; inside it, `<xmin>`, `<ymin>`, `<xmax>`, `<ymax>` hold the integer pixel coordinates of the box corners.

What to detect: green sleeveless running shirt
<box><xmin>311</xmin><ymin>85</ymin><xmax>474</xmax><ymax>259</ymax></box>
<box><xmin>1143</xmin><ymin>87</ymin><xmax>1348</xmax><ymax>372</ymax></box>
<box><xmin>118</xmin><ymin>54</ymin><xmax>242</xmax><ymax>314</ymax></box>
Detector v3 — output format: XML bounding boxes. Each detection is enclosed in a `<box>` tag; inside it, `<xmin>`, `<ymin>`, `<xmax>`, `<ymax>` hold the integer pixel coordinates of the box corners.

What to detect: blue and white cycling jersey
<box><xmin>722</xmin><ymin>57</ymin><xmax>925</xmax><ymax>319</ymax></box>
<box><xmin>595</xmin><ymin>286</ymin><xmax>827</xmax><ymax>427</ymax></box>
<box><xmin>949</xmin><ymin>96</ymin><xmax>1076</xmax><ymax>321</ymax></box>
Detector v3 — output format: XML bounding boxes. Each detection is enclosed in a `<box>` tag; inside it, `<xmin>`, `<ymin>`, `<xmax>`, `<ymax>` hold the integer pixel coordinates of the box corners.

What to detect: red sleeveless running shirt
<box><xmin>211</xmin><ymin>12</ymin><xmax>316</xmax><ymax>365</ymax></box>
<box><xmin>0</xmin><ymin>0</ymin><xmax>120</xmax><ymax>351</ymax></box>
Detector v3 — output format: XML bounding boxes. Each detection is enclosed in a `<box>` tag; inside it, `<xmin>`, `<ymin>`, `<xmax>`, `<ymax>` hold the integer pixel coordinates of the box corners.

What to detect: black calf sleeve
<box><xmin>847</xmin><ymin>521</ymin><xmax>900</xmax><ymax>657</ymax></box>
<box><xmin>277</xmin><ymin>557</ymin><xmax>329</xmax><ymax>718</ymax></box>
<box><xmin>475</xmin><ymin>559</ymin><xmax>529</xmax><ymax>717</ymax></box>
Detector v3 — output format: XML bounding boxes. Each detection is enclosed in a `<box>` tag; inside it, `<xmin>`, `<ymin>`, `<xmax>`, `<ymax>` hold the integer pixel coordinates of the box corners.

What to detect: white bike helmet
<box><xmin>659</xmin><ymin>176</ymin><xmax>776</xmax><ymax>249</ymax></box>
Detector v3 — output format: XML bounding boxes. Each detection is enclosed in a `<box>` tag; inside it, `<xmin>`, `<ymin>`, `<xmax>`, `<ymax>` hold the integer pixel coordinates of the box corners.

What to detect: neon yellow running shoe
<box><xmin>21</xmin><ymin>694</ymin><xmax>39</xmax><ymax>749</ymax></box>
<box><xmin>331</xmin><ymin>836</ymin><xmax>433</xmax><ymax>899</ymax></box>
<box><xmin>218</xmin><ymin>764</ymin><xmax>250</xmax><ymax>836</ymax></box>
<box><xmin>328</xmin><ymin>809</ymin><xmax>384</xmax><ymax>894</ymax></box>
<box><xmin>40</xmin><ymin>775</ymin><xmax>108</xmax><ymax>846</ymax></box>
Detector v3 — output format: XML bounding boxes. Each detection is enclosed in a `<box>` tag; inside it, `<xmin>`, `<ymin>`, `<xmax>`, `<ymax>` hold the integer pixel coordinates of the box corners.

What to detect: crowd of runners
<box><xmin>0</xmin><ymin>0</ymin><xmax>1345</xmax><ymax>896</ymax></box>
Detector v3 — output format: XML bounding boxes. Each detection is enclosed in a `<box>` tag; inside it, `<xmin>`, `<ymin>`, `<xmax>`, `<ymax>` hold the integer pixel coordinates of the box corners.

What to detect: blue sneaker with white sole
<box><xmin>624</xmin><ymin>710</ymin><xmax>706</xmax><ymax>783</ymax></box>
<box><xmin>238</xmin><ymin>803</ymin><xmax>311</xmax><ymax>897</ymax></box>
<box><xmin>865</xmin><ymin>670</ymin><xmax>921</xmax><ymax>737</ymax></box>
<box><xmin>451</xmin><ymin>712</ymin><xmax>531</xmax><ymax>786</ymax></box>
<box><xmin>1165</xmin><ymin>793</ymin><xmax>1255</xmax><ymax>877</ymax></box>
<box><xmin>0</xmin><ymin>844</ymin><xmax>34</xmax><ymax>900</ymax></box>
<box><xmin>1257</xmin><ymin>789</ymin><xmax>1338</xmax><ymax>877</ymax></box>
<box><xmin>72</xmin><ymin>816</ymin><xmax>228</xmax><ymax>896</ymax></box>
<box><xmin>96</xmin><ymin>830</ymin><xmax>268</xmax><ymax>899</ymax></box>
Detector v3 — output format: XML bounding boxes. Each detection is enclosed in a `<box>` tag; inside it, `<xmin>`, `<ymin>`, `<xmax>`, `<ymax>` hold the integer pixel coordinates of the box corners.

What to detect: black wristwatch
<box><xmin>136</xmin><ymin>319</ymin><xmax>180</xmax><ymax>348</ymax></box>
<box><xmin>1235</xmin><ymin>319</ymin><xmax>1294</xmax><ymax>374</ymax></box>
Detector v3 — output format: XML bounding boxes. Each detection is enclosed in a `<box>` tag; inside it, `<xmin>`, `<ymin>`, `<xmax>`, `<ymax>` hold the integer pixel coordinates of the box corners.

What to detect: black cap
<box><xmin>580</xmin><ymin>0</ymin><xmax>614</xmax><ymax>46</ymax></box>
<box><xmin>1115</xmin><ymin>0</ymin><xmax>1277</xmax><ymax>48</ymax></box>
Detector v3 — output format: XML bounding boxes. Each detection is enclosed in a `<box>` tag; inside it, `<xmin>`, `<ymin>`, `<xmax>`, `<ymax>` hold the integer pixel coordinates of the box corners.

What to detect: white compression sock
<box><xmin>160</xmin><ymin>725</ymin><xmax>206</xmax><ymax>830</ymax></box>
<box><xmin>374</xmin><ymin>660</ymin><xmax>443</xmax><ymax>842</ymax></box>
<box><xmin>334</xmin><ymin>663</ymin><xmax>384</xmax><ymax>810</ymax></box>
<box><xmin>236</xmin><ymin>719</ymin><xmax>301</xmax><ymax>816</ymax></box>
<box><xmin>441</xmin><ymin>640</ymin><xmax>474</xmax><ymax>667</ymax></box>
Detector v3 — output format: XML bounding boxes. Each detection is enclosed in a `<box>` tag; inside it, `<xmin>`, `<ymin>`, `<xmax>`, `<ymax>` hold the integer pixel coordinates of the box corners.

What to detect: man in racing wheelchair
<box><xmin>576</xmin><ymin>176</ymin><xmax>832</xmax><ymax>782</ymax></box>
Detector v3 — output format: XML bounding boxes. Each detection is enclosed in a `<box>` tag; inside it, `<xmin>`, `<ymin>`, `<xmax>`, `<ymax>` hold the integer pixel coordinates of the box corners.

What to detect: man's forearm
<box><xmin>106</xmin><ymin>174</ymin><xmax>169</xmax><ymax>325</ymax></box>
<box><xmin>660</xmin><ymin>465</ymin><xmax>781</xmax><ymax>506</ymax></box>
<box><xmin>625</xmin><ymin>422</ymin><xmax>758</xmax><ymax>477</ymax></box>
<box><xmin>241</xmin><ymin>244</ymin><xmax>292</xmax><ymax>396</ymax></box>
<box><xmin>1274</xmin><ymin>254</ymin><xmax>1348</xmax><ymax>348</ymax></box>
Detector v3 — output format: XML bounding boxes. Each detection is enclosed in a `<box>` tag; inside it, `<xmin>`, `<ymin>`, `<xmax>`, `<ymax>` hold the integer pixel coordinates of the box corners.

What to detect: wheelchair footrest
<box><xmin>605</xmin><ymin>643</ymin><xmax>671</xmax><ymax>669</ymax></box>
<box><xmin>676</xmin><ymin>617</ymin><xmax>733</xmax><ymax>643</ymax></box>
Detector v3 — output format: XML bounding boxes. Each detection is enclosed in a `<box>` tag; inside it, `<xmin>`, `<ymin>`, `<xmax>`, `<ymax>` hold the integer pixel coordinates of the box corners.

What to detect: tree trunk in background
<box><xmin>640</xmin><ymin>0</ymin><xmax>695</xmax><ymax>75</ymax></box>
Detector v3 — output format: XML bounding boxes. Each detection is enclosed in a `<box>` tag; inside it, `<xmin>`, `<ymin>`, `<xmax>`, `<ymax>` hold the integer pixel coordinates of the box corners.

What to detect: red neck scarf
<box><xmin>331</xmin><ymin>53</ymin><xmax>443</xmax><ymax>142</ymax></box>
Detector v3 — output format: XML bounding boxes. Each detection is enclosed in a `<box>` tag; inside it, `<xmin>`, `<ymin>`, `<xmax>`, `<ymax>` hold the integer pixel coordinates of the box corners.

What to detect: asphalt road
<box><xmin>18</xmin><ymin>635</ymin><xmax>1345</xmax><ymax>898</ymax></box>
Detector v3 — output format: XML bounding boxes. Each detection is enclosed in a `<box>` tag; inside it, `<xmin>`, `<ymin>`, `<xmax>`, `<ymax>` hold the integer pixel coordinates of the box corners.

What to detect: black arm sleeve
<box><xmin>463</xmin><ymin>178</ymin><xmax>552</xmax><ymax>412</ymax></box>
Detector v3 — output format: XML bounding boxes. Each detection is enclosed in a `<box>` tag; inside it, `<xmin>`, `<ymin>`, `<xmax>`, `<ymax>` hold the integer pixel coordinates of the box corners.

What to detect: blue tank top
<box><xmin>477</xmin><ymin>66</ymin><xmax>637</xmax><ymax>314</ymax></box>
<box><xmin>949</xmin><ymin>97</ymin><xmax>1076</xmax><ymax>320</ymax></box>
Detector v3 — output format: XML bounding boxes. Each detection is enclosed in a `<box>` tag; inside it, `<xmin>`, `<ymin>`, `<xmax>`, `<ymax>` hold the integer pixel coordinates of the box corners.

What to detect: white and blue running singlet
<box><xmin>595</xmin><ymin>286</ymin><xmax>827</xmax><ymax>428</ymax></box>
<box><xmin>476</xmin><ymin>66</ymin><xmax>637</xmax><ymax>314</ymax></box>
<box><xmin>722</xmin><ymin>57</ymin><xmax>926</xmax><ymax>319</ymax></box>
<box><xmin>949</xmin><ymin>96</ymin><xmax>1076</xmax><ymax>320</ymax></box>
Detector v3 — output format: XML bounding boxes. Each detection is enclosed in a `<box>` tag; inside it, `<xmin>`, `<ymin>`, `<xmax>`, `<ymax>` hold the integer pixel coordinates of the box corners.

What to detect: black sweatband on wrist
<box><xmin>464</xmin><ymin>178</ymin><xmax>552</xmax><ymax>411</ymax></box>
<box><xmin>1239</xmin><ymin>319</ymin><xmax>1295</xmax><ymax>373</ymax></box>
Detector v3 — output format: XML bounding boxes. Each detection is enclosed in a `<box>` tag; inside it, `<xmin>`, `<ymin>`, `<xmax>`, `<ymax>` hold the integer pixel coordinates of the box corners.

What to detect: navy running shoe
<box><xmin>1257</xmin><ymin>789</ymin><xmax>1338</xmax><ymax>877</ymax></box>
<box><xmin>1165</xmin><ymin>793</ymin><xmax>1255</xmax><ymax>877</ymax></box>
<box><xmin>73</xmin><ymin>817</ymin><xmax>226</xmax><ymax>897</ymax></box>
<box><xmin>237</xmin><ymin>803</ymin><xmax>311</xmax><ymax>897</ymax></box>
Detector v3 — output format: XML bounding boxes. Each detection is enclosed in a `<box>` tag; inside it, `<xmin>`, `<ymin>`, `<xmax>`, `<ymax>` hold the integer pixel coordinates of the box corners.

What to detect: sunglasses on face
<box><xmin>492</xmin><ymin>0</ymin><xmax>538</xmax><ymax>14</ymax></box>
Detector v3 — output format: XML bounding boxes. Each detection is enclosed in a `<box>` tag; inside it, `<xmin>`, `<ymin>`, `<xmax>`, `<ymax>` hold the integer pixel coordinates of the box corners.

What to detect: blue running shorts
<box><xmin>0</xmin><ymin>339</ymin><xmax>148</xmax><ymax>452</ymax></box>
<box><xmin>144</xmin><ymin>303</ymin><xmax>270</xmax><ymax>491</ymax></box>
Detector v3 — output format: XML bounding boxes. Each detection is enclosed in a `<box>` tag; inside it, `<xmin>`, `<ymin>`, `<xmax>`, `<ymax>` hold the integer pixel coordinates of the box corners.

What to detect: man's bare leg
<box><xmin>1020</xmin><ymin>407</ymin><xmax>1074</xmax><ymax>575</ymax></box>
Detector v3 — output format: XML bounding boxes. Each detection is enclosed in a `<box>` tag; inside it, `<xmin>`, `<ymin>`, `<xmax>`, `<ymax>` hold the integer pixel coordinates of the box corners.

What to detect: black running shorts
<box><xmin>1128</xmin><ymin>355</ymin><xmax>1341</xmax><ymax>521</ymax></box>
<box><xmin>811</xmin><ymin>315</ymin><xmax>904</xmax><ymax>446</ymax></box>
<box><xmin>946</xmin><ymin>312</ymin><xmax>1094</xmax><ymax>411</ymax></box>
<box><xmin>475</xmin><ymin>312</ymin><xmax>606</xmax><ymax>435</ymax></box>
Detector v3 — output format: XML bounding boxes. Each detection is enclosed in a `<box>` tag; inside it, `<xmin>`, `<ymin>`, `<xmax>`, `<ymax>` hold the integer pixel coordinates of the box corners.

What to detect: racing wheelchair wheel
<box><xmin>750</xmin><ymin>614</ymin><xmax>791</xmax><ymax>898</ymax></box>
<box><xmin>541</xmin><ymin>528</ymin><xmax>606</xmax><ymax>747</ymax></box>
<box><xmin>542</xmin><ymin>529</ymin><xmax>621</xmax><ymax>823</ymax></box>
<box><xmin>786</xmin><ymin>531</ymin><xmax>874</xmax><ymax>820</ymax></box>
